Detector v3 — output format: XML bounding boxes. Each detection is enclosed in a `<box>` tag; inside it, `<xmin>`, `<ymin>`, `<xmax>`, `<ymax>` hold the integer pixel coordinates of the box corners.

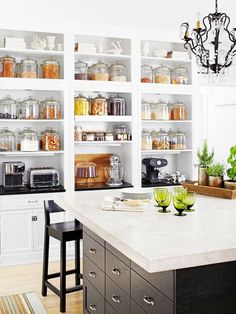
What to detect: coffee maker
<box><xmin>2</xmin><ymin>161</ymin><xmax>25</xmax><ymax>188</ymax></box>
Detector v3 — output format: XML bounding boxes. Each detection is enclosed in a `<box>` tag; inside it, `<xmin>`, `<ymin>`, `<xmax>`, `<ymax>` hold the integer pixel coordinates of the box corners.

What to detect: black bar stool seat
<box><xmin>42</xmin><ymin>200</ymin><xmax>83</xmax><ymax>313</ymax></box>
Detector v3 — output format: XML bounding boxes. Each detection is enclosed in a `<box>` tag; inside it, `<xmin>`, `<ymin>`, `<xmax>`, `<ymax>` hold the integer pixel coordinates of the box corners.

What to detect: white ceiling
<box><xmin>6</xmin><ymin>0</ymin><xmax>236</xmax><ymax>31</ymax></box>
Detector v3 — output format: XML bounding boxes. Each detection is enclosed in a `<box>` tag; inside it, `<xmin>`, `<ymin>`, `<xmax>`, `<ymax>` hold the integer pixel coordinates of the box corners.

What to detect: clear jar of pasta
<box><xmin>41</xmin><ymin>127</ymin><xmax>60</xmax><ymax>151</ymax></box>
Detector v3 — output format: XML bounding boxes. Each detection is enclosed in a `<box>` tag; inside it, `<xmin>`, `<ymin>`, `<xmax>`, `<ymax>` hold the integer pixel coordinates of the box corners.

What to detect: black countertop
<box><xmin>75</xmin><ymin>181</ymin><xmax>133</xmax><ymax>191</ymax></box>
<box><xmin>0</xmin><ymin>185</ymin><xmax>65</xmax><ymax>196</ymax></box>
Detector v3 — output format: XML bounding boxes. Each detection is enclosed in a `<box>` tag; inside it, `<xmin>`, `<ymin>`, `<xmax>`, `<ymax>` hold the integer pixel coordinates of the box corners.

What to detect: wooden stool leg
<box><xmin>60</xmin><ymin>240</ymin><xmax>66</xmax><ymax>313</ymax></box>
<box><xmin>75</xmin><ymin>239</ymin><xmax>81</xmax><ymax>285</ymax></box>
<box><xmin>42</xmin><ymin>228</ymin><xmax>49</xmax><ymax>297</ymax></box>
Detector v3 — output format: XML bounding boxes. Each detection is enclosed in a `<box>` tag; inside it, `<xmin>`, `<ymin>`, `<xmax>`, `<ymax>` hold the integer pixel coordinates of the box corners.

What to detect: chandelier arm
<box><xmin>201</xmin><ymin>15</ymin><xmax>213</xmax><ymax>44</ymax></box>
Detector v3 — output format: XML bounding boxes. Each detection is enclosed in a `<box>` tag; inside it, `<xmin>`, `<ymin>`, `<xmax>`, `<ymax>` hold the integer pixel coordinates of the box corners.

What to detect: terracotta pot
<box><xmin>224</xmin><ymin>180</ymin><xmax>236</xmax><ymax>190</ymax></box>
<box><xmin>198</xmin><ymin>167</ymin><xmax>208</xmax><ymax>186</ymax></box>
<box><xmin>208</xmin><ymin>176</ymin><xmax>223</xmax><ymax>188</ymax></box>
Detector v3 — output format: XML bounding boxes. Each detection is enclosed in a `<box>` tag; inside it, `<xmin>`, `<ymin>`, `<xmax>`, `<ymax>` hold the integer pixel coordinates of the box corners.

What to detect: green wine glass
<box><xmin>158</xmin><ymin>191</ymin><xmax>172</xmax><ymax>213</ymax></box>
<box><xmin>153</xmin><ymin>188</ymin><xmax>168</xmax><ymax>208</ymax></box>
<box><xmin>173</xmin><ymin>193</ymin><xmax>187</xmax><ymax>216</ymax></box>
<box><xmin>183</xmin><ymin>191</ymin><xmax>196</xmax><ymax>212</ymax></box>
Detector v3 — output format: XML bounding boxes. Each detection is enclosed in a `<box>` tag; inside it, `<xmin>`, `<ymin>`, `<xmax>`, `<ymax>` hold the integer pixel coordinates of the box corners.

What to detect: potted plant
<box><xmin>206</xmin><ymin>162</ymin><xmax>225</xmax><ymax>188</ymax></box>
<box><xmin>224</xmin><ymin>145</ymin><xmax>236</xmax><ymax>190</ymax></box>
<box><xmin>197</xmin><ymin>140</ymin><xmax>214</xmax><ymax>186</ymax></box>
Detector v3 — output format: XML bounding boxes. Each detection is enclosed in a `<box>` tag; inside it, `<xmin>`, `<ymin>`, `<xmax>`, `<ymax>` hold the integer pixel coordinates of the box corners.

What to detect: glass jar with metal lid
<box><xmin>0</xmin><ymin>56</ymin><xmax>16</xmax><ymax>77</ymax></box>
<box><xmin>151</xmin><ymin>99</ymin><xmax>169</xmax><ymax>120</ymax></box>
<box><xmin>114</xmin><ymin>124</ymin><xmax>131</xmax><ymax>141</ymax></box>
<box><xmin>21</xmin><ymin>96</ymin><xmax>40</xmax><ymax>119</ymax></box>
<box><xmin>41</xmin><ymin>127</ymin><xmax>60</xmax><ymax>151</ymax></box>
<box><xmin>91</xmin><ymin>94</ymin><xmax>108</xmax><ymax>115</ymax></box>
<box><xmin>0</xmin><ymin>127</ymin><xmax>15</xmax><ymax>151</ymax></box>
<box><xmin>108</xmin><ymin>95</ymin><xmax>126</xmax><ymax>115</ymax></box>
<box><xmin>109</xmin><ymin>63</ymin><xmax>127</xmax><ymax>82</ymax></box>
<box><xmin>42</xmin><ymin>97</ymin><xmax>62</xmax><ymax>119</ymax></box>
<box><xmin>171</xmin><ymin>66</ymin><xmax>188</xmax><ymax>85</ymax></box>
<box><xmin>90</xmin><ymin>60</ymin><xmax>109</xmax><ymax>81</ymax></box>
<box><xmin>152</xmin><ymin>128</ymin><xmax>170</xmax><ymax>150</ymax></box>
<box><xmin>42</xmin><ymin>59</ymin><xmax>60</xmax><ymax>79</ymax></box>
<box><xmin>18</xmin><ymin>127</ymin><xmax>39</xmax><ymax>152</ymax></box>
<box><xmin>141</xmin><ymin>128</ymin><xmax>152</xmax><ymax>150</ymax></box>
<box><xmin>171</xmin><ymin>102</ymin><xmax>187</xmax><ymax>120</ymax></box>
<box><xmin>74</xmin><ymin>60</ymin><xmax>88</xmax><ymax>80</ymax></box>
<box><xmin>153</xmin><ymin>65</ymin><xmax>171</xmax><ymax>84</ymax></box>
<box><xmin>74</xmin><ymin>94</ymin><xmax>90</xmax><ymax>115</ymax></box>
<box><xmin>0</xmin><ymin>95</ymin><xmax>17</xmax><ymax>119</ymax></box>
<box><xmin>21</xmin><ymin>59</ymin><xmax>38</xmax><ymax>78</ymax></box>
<box><xmin>141</xmin><ymin>64</ymin><xmax>153</xmax><ymax>83</ymax></box>
<box><xmin>141</xmin><ymin>101</ymin><xmax>151</xmax><ymax>120</ymax></box>
<box><xmin>171</xmin><ymin>128</ymin><xmax>187</xmax><ymax>150</ymax></box>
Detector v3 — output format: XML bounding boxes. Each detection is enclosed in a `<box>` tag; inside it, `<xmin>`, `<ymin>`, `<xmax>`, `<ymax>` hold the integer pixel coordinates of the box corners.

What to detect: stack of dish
<box><xmin>121</xmin><ymin>189</ymin><xmax>152</xmax><ymax>200</ymax></box>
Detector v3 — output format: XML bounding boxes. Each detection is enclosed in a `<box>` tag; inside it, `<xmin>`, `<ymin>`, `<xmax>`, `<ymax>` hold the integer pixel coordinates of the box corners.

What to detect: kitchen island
<box><xmin>55</xmin><ymin>191</ymin><xmax>236</xmax><ymax>314</ymax></box>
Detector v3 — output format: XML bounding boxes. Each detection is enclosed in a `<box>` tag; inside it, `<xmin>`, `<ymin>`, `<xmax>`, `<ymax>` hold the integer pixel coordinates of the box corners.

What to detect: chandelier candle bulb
<box><xmin>196</xmin><ymin>12</ymin><xmax>201</xmax><ymax>29</ymax></box>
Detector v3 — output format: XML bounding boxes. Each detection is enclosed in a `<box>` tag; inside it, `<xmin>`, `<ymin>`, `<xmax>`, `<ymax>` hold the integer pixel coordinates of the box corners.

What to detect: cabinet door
<box><xmin>1</xmin><ymin>210</ymin><xmax>34</xmax><ymax>255</ymax></box>
<box><xmin>33</xmin><ymin>209</ymin><xmax>45</xmax><ymax>251</ymax></box>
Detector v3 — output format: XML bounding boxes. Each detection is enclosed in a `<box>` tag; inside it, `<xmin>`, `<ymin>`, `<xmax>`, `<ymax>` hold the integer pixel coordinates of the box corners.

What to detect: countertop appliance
<box><xmin>105</xmin><ymin>154</ymin><xmax>124</xmax><ymax>186</ymax></box>
<box><xmin>28</xmin><ymin>167</ymin><xmax>59</xmax><ymax>188</ymax></box>
<box><xmin>2</xmin><ymin>161</ymin><xmax>25</xmax><ymax>188</ymax></box>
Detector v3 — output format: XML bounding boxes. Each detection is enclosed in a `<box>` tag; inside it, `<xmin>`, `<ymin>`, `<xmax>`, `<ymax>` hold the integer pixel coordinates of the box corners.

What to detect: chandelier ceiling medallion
<box><xmin>180</xmin><ymin>0</ymin><xmax>236</xmax><ymax>76</ymax></box>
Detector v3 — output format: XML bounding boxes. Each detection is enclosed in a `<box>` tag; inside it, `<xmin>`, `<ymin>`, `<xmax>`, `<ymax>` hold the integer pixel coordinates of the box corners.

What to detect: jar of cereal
<box><xmin>91</xmin><ymin>94</ymin><xmax>108</xmax><ymax>115</ymax></box>
<box><xmin>42</xmin><ymin>97</ymin><xmax>62</xmax><ymax>119</ymax></box>
<box><xmin>74</xmin><ymin>94</ymin><xmax>90</xmax><ymax>115</ymax></box>
<box><xmin>42</xmin><ymin>59</ymin><xmax>60</xmax><ymax>79</ymax></box>
<box><xmin>153</xmin><ymin>65</ymin><xmax>171</xmax><ymax>84</ymax></box>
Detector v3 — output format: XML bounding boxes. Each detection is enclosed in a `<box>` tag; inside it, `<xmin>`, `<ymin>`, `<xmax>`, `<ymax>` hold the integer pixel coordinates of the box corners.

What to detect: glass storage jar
<box><xmin>74</xmin><ymin>94</ymin><xmax>90</xmax><ymax>115</ymax></box>
<box><xmin>114</xmin><ymin>124</ymin><xmax>131</xmax><ymax>141</ymax></box>
<box><xmin>171</xmin><ymin>102</ymin><xmax>187</xmax><ymax>120</ymax></box>
<box><xmin>0</xmin><ymin>95</ymin><xmax>17</xmax><ymax>119</ymax></box>
<box><xmin>109</xmin><ymin>63</ymin><xmax>127</xmax><ymax>82</ymax></box>
<box><xmin>0</xmin><ymin>56</ymin><xmax>16</xmax><ymax>77</ymax></box>
<box><xmin>90</xmin><ymin>60</ymin><xmax>109</xmax><ymax>81</ymax></box>
<box><xmin>171</xmin><ymin>66</ymin><xmax>188</xmax><ymax>85</ymax></box>
<box><xmin>74</xmin><ymin>60</ymin><xmax>88</xmax><ymax>80</ymax></box>
<box><xmin>42</xmin><ymin>97</ymin><xmax>62</xmax><ymax>119</ymax></box>
<box><xmin>15</xmin><ymin>63</ymin><xmax>21</xmax><ymax>78</ymax></box>
<box><xmin>41</xmin><ymin>127</ymin><xmax>60</xmax><ymax>151</ymax></box>
<box><xmin>153</xmin><ymin>65</ymin><xmax>171</xmax><ymax>84</ymax></box>
<box><xmin>141</xmin><ymin>129</ymin><xmax>152</xmax><ymax>150</ymax></box>
<box><xmin>108</xmin><ymin>95</ymin><xmax>126</xmax><ymax>115</ymax></box>
<box><xmin>171</xmin><ymin>128</ymin><xmax>187</xmax><ymax>150</ymax></box>
<box><xmin>21</xmin><ymin>59</ymin><xmax>38</xmax><ymax>78</ymax></box>
<box><xmin>22</xmin><ymin>96</ymin><xmax>40</xmax><ymax>119</ymax></box>
<box><xmin>91</xmin><ymin>94</ymin><xmax>108</xmax><ymax>115</ymax></box>
<box><xmin>74</xmin><ymin>126</ymin><xmax>82</xmax><ymax>141</ymax></box>
<box><xmin>150</xmin><ymin>100</ymin><xmax>168</xmax><ymax>120</ymax></box>
<box><xmin>95</xmin><ymin>132</ymin><xmax>105</xmax><ymax>141</ymax></box>
<box><xmin>168</xmin><ymin>128</ymin><xmax>175</xmax><ymax>148</ymax></box>
<box><xmin>141</xmin><ymin>64</ymin><xmax>153</xmax><ymax>83</ymax></box>
<box><xmin>105</xmin><ymin>131</ymin><xmax>114</xmax><ymax>141</ymax></box>
<box><xmin>42</xmin><ymin>59</ymin><xmax>60</xmax><ymax>79</ymax></box>
<box><xmin>141</xmin><ymin>101</ymin><xmax>151</xmax><ymax>120</ymax></box>
<box><xmin>19</xmin><ymin>127</ymin><xmax>39</xmax><ymax>152</ymax></box>
<box><xmin>0</xmin><ymin>127</ymin><xmax>15</xmax><ymax>151</ymax></box>
<box><xmin>152</xmin><ymin>128</ymin><xmax>170</xmax><ymax>150</ymax></box>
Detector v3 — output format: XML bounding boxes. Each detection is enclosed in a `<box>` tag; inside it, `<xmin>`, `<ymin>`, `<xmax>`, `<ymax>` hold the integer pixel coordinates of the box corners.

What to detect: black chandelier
<box><xmin>180</xmin><ymin>0</ymin><xmax>236</xmax><ymax>75</ymax></box>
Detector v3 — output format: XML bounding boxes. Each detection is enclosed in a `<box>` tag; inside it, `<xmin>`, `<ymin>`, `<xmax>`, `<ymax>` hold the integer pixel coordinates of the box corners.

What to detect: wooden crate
<box><xmin>182</xmin><ymin>181</ymin><xmax>236</xmax><ymax>199</ymax></box>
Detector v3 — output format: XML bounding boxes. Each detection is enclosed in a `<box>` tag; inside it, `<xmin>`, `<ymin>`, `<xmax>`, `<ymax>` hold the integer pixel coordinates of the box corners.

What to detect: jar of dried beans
<box><xmin>0</xmin><ymin>56</ymin><xmax>16</xmax><ymax>77</ymax></box>
<box><xmin>42</xmin><ymin>59</ymin><xmax>60</xmax><ymax>79</ymax></box>
<box><xmin>41</xmin><ymin>127</ymin><xmax>60</xmax><ymax>151</ymax></box>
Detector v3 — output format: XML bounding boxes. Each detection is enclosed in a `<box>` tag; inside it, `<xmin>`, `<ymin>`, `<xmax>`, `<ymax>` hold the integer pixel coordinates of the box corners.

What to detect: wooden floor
<box><xmin>0</xmin><ymin>260</ymin><xmax>83</xmax><ymax>313</ymax></box>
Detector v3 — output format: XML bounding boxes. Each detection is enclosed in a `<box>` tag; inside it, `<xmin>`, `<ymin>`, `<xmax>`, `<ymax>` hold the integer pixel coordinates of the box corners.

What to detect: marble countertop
<box><xmin>55</xmin><ymin>190</ymin><xmax>236</xmax><ymax>273</ymax></box>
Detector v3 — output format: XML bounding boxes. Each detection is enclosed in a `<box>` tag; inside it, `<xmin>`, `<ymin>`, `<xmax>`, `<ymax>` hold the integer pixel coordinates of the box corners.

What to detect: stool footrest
<box><xmin>66</xmin><ymin>285</ymin><xmax>83</xmax><ymax>294</ymax></box>
<box><xmin>45</xmin><ymin>281</ymin><xmax>60</xmax><ymax>297</ymax></box>
<box><xmin>47</xmin><ymin>269</ymin><xmax>78</xmax><ymax>279</ymax></box>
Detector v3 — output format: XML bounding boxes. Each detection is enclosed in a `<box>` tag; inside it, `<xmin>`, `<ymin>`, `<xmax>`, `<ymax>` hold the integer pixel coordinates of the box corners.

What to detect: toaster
<box><xmin>28</xmin><ymin>167</ymin><xmax>59</xmax><ymax>188</ymax></box>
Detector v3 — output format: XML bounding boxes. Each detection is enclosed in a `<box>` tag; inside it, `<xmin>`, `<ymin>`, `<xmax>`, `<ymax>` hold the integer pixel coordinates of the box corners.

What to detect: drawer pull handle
<box><xmin>112</xmin><ymin>268</ymin><xmax>121</xmax><ymax>276</ymax></box>
<box><xmin>28</xmin><ymin>200</ymin><xmax>38</xmax><ymax>203</ymax></box>
<box><xmin>89</xmin><ymin>304</ymin><xmax>97</xmax><ymax>311</ymax></box>
<box><xmin>89</xmin><ymin>248</ymin><xmax>96</xmax><ymax>254</ymax></box>
<box><xmin>143</xmin><ymin>295</ymin><xmax>155</xmax><ymax>306</ymax></box>
<box><xmin>89</xmin><ymin>271</ymin><xmax>96</xmax><ymax>278</ymax></box>
<box><xmin>112</xmin><ymin>295</ymin><xmax>121</xmax><ymax>304</ymax></box>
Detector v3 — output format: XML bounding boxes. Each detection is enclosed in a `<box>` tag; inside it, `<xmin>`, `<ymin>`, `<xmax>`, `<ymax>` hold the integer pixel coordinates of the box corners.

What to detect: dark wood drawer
<box><xmin>105</xmin><ymin>301</ymin><xmax>117</xmax><ymax>314</ymax></box>
<box><xmin>106</xmin><ymin>250</ymin><xmax>130</xmax><ymax>295</ymax></box>
<box><xmin>131</xmin><ymin>261</ymin><xmax>174</xmax><ymax>300</ymax></box>
<box><xmin>106</xmin><ymin>243</ymin><xmax>130</xmax><ymax>266</ymax></box>
<box><xmin>83</xmin><ymin>277</ymin><xmax>105</xmax><ymax>314</ymax></box>
<box><xmin>131</xmin><ymin>300</ymin><xmax>146</xmax><ymax>314</ymax></box>
<box><xmin>84</xmin><ymin>232</ymin><xmax>105</xmax><ymax>271</ymax></box>
<box><xmin>131</xmin><ymin>270</ymin><xmax>174</xmax><ymax>314</ymax></box>
<box><xmin>83</xmin><ymin>255</ymin><xmax>105</xmax><ymax>296</ymax></box>
<box><xmin>106</xmin><ymin>276</ymin><xmax>130</xmax><ymax>313</ymax></box>
<box><xmin>84</xmin><ymin>227</ymin><xmax>105</xmax><ymax>246</ymax></box>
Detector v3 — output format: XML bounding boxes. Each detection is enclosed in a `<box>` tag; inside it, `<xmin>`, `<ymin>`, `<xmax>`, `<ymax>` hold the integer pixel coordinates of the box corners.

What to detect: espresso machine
<box><xmin>2</xmin><ymin>161</ymin><xmax>25</xmax><ymax>189</ymax></box>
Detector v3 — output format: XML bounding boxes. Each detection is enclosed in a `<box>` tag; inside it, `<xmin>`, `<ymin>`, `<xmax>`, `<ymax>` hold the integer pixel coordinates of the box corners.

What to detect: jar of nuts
<box><xmin>91</xmin><ymin>94</ymin><xmax>108</xmax><ymax>115</ymax></box>
<box><xmin>152</xmin><ymin>128</ymin><xmax>170</xmax><ymax>150</ymax></box>
<box><xmin>21</xmin><ymin>59</ymin><xmax>38</xmax><ymax>78</ymax></box>
<box><xmin>90</xmin><ymin>60</ymin><xmax>109</xmax><ymax>81</ymax></box>
<box><xmin>42</xmin><ymin>97</ymin><xmax>62</xmax><ymax>119</ymax></box>
<box><xmin>41</xmin><ymin>127</ymin><xmax>60</xmax><ymax>151</ymax></box>
<box><xmin>153</xmin><ymin>65</ymin><xmax>171</xmax><ymax>84</ymax></box>
<box><xmin>171</xmin><ymin>128</ymin><xmax>187</xmax><ymax>150</ymax></box>
<box><xmin>42</xmin><ymin>59</ymin><xmax>60</xmax><ymax>79</ymax></box>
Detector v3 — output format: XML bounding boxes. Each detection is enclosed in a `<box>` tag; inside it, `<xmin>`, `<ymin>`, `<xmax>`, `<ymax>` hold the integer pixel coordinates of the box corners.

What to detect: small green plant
<box><xmin>227</xmin><ymin>145</ymin><xmax>236</xmax><ymax>181</ymax></box>
<box><xmin>197</xmin><ymin>140</ymin><xmax>214</xmax><ymax>168</ymax></box>
<box><xmin>206</xmin><ymin>162</ymin><xmax>225</xmax><ymax>177</ymax></box>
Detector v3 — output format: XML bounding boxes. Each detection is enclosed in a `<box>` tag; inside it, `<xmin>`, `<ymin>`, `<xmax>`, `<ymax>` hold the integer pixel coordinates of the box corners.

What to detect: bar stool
<box><xmin>41</xmin><ymin>200</ymin><xmax>83</xmax><ymax>313</ymax></box>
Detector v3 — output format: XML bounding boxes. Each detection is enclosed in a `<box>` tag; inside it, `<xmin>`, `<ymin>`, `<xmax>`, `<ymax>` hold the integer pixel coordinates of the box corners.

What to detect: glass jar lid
<box><xmin>94</xmin><ymin>94</ymin><xmax>106</xmax><ymax>100</ymax></box>
<box><xmin>21</xmin><ymin>58</ymin><xmax>37</xmax><ymax>65</ymax></box>
<box><xmin>43</xmin><ymin>97</ymin><xmax>60</xmax><ymax>106</ymax></box>
<box><xmin>22</xmin><ymin>96</ymin><xmax>38</xmax><ymax>105</ymax></box>
<box><xmin>75</xmin><ymin>60</ymin><xmax>88</xmax><ymax>68</ymax></box>
<box><xmin>20</xmin><ymin>127</ymin><xmax>37</xmax><ymax>136</ymax></box>
<box><xmin>157</xmin><ymin>99</ymin><xmax>168</xmax><ymax>106</ymax></box>
<box><xmin>43</xmin><ymin>59</ymin><xmax>59</xmax><ymax>65</ymax></box>
<box><xmin>157</xmin><ymin>128</ymin><xmax>168</xmax><ymax>135</ymax></box>
<box><xmin>0</xmin><ymin>95</ymin><xmax>16</xmax><ymax>105</ymax></box>
<box><xmin>41</xmin><ymin>127</ymin><xmax>59</xmax><ymax>135</ymax></box>
<box><xmin>141</xmin><ymin>64</ymin><xmax>152</xmax><ymax>70</ymax></box>
<box><xmin>154</xmin><ymin>64</ymin><xmax>171</xmax><ymax>71</ymax></box>
<box><xmin>173</xmin><ymin>101</ymin><xmax>186</xmax><ymax>107</ymax></box>
<box><xmin>75</xmin><ymin>94</ymin><xmax>87</xmax><ymax>100</ymax></box>
<box><xmin>109</xmin><ymin>94</ymin><xmax>125</xmax><ymax>101</ymax></box>
<box><xmin>93</xmin><ymin>60</ymin><xmax>108</xmax><ymax>68</ymax></box>
<box><xmin>175</xmin><ymin>128</ymin><xmax>186</xmax><ymax>135</ymax></box>
<box><xmin>109</xmin><ymin>63</ymin><xmax>126</xmax><ymax>70</ymax></box>
<box><xmin>0</xmin><ymin>127</ymin><xmax>14</xmax><ymax>135</ymax></box>
<box><xmin>0</xmin><ymin>55</ymin><xmax>16</xmax><ymax>62</ymax></box>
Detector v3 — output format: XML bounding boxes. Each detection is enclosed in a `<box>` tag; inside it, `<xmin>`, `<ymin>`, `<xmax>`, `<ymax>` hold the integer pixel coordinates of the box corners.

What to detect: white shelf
<box><xmin>141</xmin><ymin>149</ymin><xmax>192</xmax><ymax>155</ymax></box>
<box><xmin>0</xmin><ymin>151</ymin><xmax>64</xmax><ymax>157</ymax></box>
<box><xmin>75</xmin><ymin>52</ymin><xmax>131</xmax><ymax>61</ymax></box>
<box><xmin>73</xmin><ymin>80</ymin><xmax>133</xmax><ymax>92</ymax></box>
<box><xmin>0</xmin><ymin>47</ymin><xmax>64</xmax><ymax>58</ymax></box>
<box><xmin>0</xmin><ymin>119</ymin><xmax>64</xmax><ymax>122</ymax></box>
<box><xmin>140</xmin><ymin>83</ymin><xmax>194</xmax><ymax>95</ymax></box>
<box><xmin>74</xmin><ymin>116</ymin><xmax>132</xmax><ymax>122</ymax></box>
<box><xmin>0</xmin><ymin>78</ymin><xmax>64</xmax><ymax>91</ymax></box>
<box><xmin>141</xmin><ymin>56</ymin><xmax>192</xmax><ymax>64</ymax></box>
<box><xmin>75</xmin><ymin>141</ymin><xmax>132</xmax><ymax>146</ymax></box>
<box><xmin>142</xmin><ymin>120</ymin><xmax>192</xmax><ymax>123</ymax></box>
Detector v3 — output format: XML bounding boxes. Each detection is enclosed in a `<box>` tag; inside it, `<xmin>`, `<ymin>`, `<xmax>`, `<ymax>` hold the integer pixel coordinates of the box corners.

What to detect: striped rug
<box><xmin>0</xmin><ymin>292</ymin><xmax>47</xmax><ymax>314</ymax></box>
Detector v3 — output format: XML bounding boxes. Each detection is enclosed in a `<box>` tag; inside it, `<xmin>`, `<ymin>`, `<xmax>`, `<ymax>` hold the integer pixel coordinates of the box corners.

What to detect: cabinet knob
<box><xmin>143</xmin><ymin>295</ymin><xmax>155</xmax><ymax>306</ymax></box>
<box><xmin>112</xmin><ymin>267</ymin><xmax>121</xmax><ymax>276</ymax></box>
<box><xmin>32</xmin><ymin>216</ymin><xmax>38</xmax><ymax>222</ymax></box>
<box><xmin>112</xmin><ymin>295</ymin><xmax>121</xmax><ymax>304</ymax></box>
<box><xmin>89</xmin><ymin>304</ymin><xmax>97</xmax><ymax>311</ymax></box>
<box><xmin>89</xmin><ymin>271</ymin><xmax>96</xmax><ymax>278</ymax></box>
<box><xmin>89</xmin><ymin>248</ymin><xmax>96</xmax><ymax>254</ymax></box>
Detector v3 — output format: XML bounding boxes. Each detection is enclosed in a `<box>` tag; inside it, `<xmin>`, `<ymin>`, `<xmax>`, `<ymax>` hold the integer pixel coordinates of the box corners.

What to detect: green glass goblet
<box><xmin>183</xmin><ymin>191</ymin><xmax>196</xmax><ymax>212</ymax></box>
<box><xmin>158</xmin><ymin>191</ymin><xmax>172</xmax><ymax>213</ymax></box>
<box><xmin>173</xmin><ymin>194</ymin><xmax>187</xmax><ymax>216</ymax></box>
<box><xmin>153</xmin><ymin>188</ymin><xmax>168</xmax><ymax>208</ymax></box>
